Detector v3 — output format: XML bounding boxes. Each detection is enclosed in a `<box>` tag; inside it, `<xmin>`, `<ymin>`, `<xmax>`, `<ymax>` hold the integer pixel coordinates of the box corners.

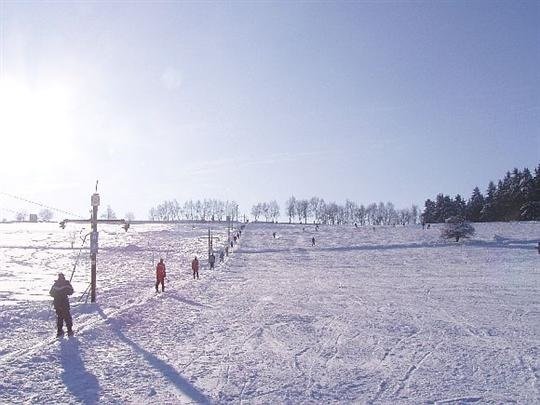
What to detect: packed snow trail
<box><xmin>0</xmin><ymin>221</ymin><xmax>539</xmax><ymax>404</ymax></box>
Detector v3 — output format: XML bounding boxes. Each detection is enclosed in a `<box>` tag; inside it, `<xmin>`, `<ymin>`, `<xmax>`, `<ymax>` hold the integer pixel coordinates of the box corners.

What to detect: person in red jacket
<box><xmin>191</xmin><ymin>256</ymin><xmax>199</xmax><ymax>279</ymax></box>
<box><xmin>156</xmin><ymin>258</ymin><xmax>166</xmax><ymax>292</ymax></box>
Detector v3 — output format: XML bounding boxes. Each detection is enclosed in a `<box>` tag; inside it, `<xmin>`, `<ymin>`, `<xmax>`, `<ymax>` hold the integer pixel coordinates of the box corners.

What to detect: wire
<box><xmin>0</xmin><ymin>191</ymin><xmax>85</xmax><ymax>219</ymax></box>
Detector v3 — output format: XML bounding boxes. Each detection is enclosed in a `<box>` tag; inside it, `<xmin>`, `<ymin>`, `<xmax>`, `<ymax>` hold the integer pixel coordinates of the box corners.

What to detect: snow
<box><xmin>0</xmin><ymin>221</ymin><xmax>539</xmax><ymax>404</ymax></box>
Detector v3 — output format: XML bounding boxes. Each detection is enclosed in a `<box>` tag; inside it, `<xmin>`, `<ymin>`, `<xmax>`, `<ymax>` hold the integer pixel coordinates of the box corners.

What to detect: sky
<box><xmin>0</xmin><ymin>0</ymin><xmax>538</xmax><ymax>221</ymax></box>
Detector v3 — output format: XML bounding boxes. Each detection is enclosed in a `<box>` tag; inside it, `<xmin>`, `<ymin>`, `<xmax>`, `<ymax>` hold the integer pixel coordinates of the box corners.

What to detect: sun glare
<box><xmin>0</xmin><ymin>78</ymin><xmax>74</xmax><ymax>172</ymax></box>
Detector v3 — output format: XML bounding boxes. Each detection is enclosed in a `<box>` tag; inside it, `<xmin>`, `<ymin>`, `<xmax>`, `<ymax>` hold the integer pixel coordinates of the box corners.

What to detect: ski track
<box><xmin>0</xmin><ymin>221</ymin><xmax>539</xmax><ymax>404</ymax></box>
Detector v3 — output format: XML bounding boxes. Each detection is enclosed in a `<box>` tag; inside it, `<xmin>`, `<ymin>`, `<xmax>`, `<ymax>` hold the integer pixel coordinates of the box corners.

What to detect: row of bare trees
<box><xmin>279</xmin><ymin>196</ymin><xmax>419</xmax><ymax>225</ymax></box>
<box><xmin>250</xmin><ymin>201</ymin><xmax>280</xmax><ymax>222</ymax></box>
<box><xmin>148</xmin><ymin>199</ymin><xmax>240</xmax><ymax>222</ymax></box>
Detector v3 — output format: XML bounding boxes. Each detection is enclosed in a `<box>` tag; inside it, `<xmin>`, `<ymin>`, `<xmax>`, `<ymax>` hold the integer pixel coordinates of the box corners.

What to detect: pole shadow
<box><xmin>95</xmin><ymin>306</ymin><xmax>210</xmax><ymax>404</ymax></box>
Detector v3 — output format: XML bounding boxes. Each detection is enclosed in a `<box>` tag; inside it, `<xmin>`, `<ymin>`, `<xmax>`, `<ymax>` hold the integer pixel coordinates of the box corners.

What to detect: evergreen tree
<box><xmin>454</xmin><ymin>194</ymin><xmax>466</xmax><ymax>218</ymax></box>
<box><xmin>465</xmin><ymin>187</ymin><xmax>484</xmax><ymax>222</ymax></box>
<box><xmin>480</xmin><ymin>181</ymin><xmax>497</xmax><ymax>221</ymax></box>
<box><xmin>520</xmin><ymin>165</ymin><xmax>540</xmax><ymax>220</ymax></box>
<box><xmin>423</xmin><ymin>199</ymin><xmax>436</xmax><ymax>223</ymax></box>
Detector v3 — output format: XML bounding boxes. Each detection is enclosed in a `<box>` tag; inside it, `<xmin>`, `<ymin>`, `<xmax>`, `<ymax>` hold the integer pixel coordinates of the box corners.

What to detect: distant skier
<box><xmin>219</xmin><ymin>250</ymin><xmax>225</xmax><ymax>262</ymax></box>
<box><xmin>49</xmin><ymin>273</ymin><xmax>74</xmax><ymax>337</ymax></box>
<box><xmin>156</xmin><ymin>258</ymin><xmax>166</xmax><ymax>293</ymax></box>
<box><xmin>272</xmin><ymin>232</ymin><xmax>276</xmax><ymax>238</ymax></box>
<box><xmin>192</xmin><ymin>256</ymin><xmax>199</xmax><ymax>279</ymax></box>
<box><xmin>311</xmin><ymin>237</ymin><xmax>316</xmax><ymax>246</ymax></box>
<box><xmin>209</xmin><ymin>252</ymin><xmax>216</xmax><ymax>270</ymax></box>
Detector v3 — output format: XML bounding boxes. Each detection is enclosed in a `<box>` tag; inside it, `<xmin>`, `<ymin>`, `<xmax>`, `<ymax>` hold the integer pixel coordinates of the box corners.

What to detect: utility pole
<box><xmin>90</xmin><ymin>181</ymin><xmax>100</xmax><ymax>303</ymax></box>
<box><xmin>59</xmin><ymin>181</ymin><xmax>127</xmax><ymax>303</ymax></box>
<box><xmin>226</xmin><ymin>215</ymin><xmax>231</xmax><ymax>244</ymax></box>
<box><xmin>208</xmin><ymin>228</ymin><xmax>212</xmax><ymax>259</ymax></box>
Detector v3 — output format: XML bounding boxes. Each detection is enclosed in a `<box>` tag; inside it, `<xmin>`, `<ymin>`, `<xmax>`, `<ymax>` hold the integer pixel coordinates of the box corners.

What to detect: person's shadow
<box><xmin>59</xmin><ymin>338</ymin><xmax>100</xmax><ymax>405</ymax></box>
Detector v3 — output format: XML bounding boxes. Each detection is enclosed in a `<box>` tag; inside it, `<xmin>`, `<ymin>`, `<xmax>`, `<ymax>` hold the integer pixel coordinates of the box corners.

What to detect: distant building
<box><xmin>29</xmin><ymin>214</ymin><xmax>38</xmax><ymax>223</ymax></box>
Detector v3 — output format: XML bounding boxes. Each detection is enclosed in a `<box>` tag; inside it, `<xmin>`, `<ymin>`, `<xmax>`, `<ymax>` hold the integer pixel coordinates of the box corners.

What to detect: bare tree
<box><xmin>125</xmin><ymin>212</ymin><xmax>135</xmax><ymax>222</ymax></box>
<box><xmin>195</xmin><ymin>200</ymin><xmax>203</xmax><ymax>220</ymax></box>
<box><xmin>268</xmin><ymin>200</ymin><xmax>280</xmax><ymax>222</ymax></box>
<box><xmin>39</xmin><ymin>209</ymin><xmax>54</xmax><ymax>222</ymax></box>
<box><xmin>345</xmin><ymin>200</ymin><xmax>357</xmax><ymax>224</ymax></box>
<box><xmin>261</xmin><ymin>202</ymin><xmax>271</xmax><ymax>221</ymax></box>
<box><xmin>285</xmin><ymin>196</ymin><xmax>296</xmax><ymax>223</ymax></box>
<box><xmin>251</xmin><ymin>203</ymin><xmax>262</xmax><ymax>221</ymax></box>
<box><xmin>15</xmin><ymin>211</ymin><xmax>27</xmax><ymax>221</ymax></box>
<box><xmin>184</xmin><ymin>200</ymin><xmax>194</xmax><ymax>220</ymax></box>
<box><xmin>411</xmin><ymin>204</ymin><xmax>419</xmax><ymax>224</ymax></box>
<box><xmin>326</xmin><ymin>202</ymin><xmax>338</xmax><ymax>225</ymax></box>
<box><xmin>100</xmin><ymin>205</ymin><xmax>117</xmax><ymax>220</ymax></box>
<box><xmin>296</xmin><ymin>199</ymin><xmax>309</xmax><ymax>224</ymax></box>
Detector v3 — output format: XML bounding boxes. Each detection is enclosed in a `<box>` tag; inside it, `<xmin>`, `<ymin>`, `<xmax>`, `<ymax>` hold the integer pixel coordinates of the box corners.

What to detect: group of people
<box><xmin>50</xmin><ymin>227</ymin><xmax>247</xmax><ymax>337</ymax></box>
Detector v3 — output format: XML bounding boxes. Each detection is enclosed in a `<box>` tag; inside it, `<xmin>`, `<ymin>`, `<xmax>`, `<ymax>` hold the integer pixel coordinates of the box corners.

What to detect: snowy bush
<box><xmin>441</xmin><ymin>216</ymin><xmax>475</xmax><ymax>242</ymax></box>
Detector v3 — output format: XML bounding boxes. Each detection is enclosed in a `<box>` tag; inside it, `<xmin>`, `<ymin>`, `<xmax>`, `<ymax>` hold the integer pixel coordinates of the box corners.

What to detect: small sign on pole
<box><xmin>91</xmin><ymin>193</ymin><xmax>100</xmax><ymax>207</ymax></box>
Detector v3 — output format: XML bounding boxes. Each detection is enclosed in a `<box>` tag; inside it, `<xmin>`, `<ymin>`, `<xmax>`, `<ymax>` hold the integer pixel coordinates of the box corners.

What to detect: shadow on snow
<box><xmin>238</xmin><ymin>239</ymin><xmax>538</xmax><ymax>255</ymax></box>
<box><xmin>59</xmin><ymin>338</ymin><xmax>100</xmax><ymax>405</ymax></box>
<box><xmin>95</xmin><ymin>306</ymin><xmax>211</xmax><ymax>404</ymax></box>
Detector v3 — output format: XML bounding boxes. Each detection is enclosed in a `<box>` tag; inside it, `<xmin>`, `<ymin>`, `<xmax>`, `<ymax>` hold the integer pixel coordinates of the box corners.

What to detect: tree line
<box><xmin>253</xmin><ymin>197</ymin><xmax>420</xmax><ymax>226</ymax></box>
<box><xmin>422</xmin><ymin>165</ymin><xmax>540</xmax><ymax>223</ymax></box>
<box><xmin>148</xmin><ymin>199</ymin><xmax>240</xmax><ymax>222</ymax></box>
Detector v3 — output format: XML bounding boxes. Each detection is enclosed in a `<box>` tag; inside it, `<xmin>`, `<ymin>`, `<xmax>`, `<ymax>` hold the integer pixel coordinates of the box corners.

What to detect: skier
<box><xmin>192</xmin><ymin>256</ymin><xmax>199</xmax><ymax>279</ymax></box>
<box><xmin>155</xmin><ymin>258</ymin><xmax>166</xmax><ymax>292</ymax></box>
<box><xmin>272</xmin><ymin>232</ymin><xmax>276</xmax><ymax>238</ymax></box>
<box><xmin>219</xmin><ymin>250</ymin><xmax>225</xmax><ymax>262</ymax></box>
<box><xmin>49</xmin><ymin>273</ymin><xmax>74</xmax><ymax>337</ymax></box>
<box><xmin>311</xmin><ymin>236</ymin><xmax>316</xmax><ymax>246</ymax></box>
<box><xmin>209</xmin><ymin>252</ymin><xmax>216</xmax><ymax>270</ymax></box>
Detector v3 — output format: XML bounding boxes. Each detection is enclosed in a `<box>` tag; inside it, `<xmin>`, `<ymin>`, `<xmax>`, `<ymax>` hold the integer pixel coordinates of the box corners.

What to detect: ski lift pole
<box><xmin>90</xmin><ymin>190</ymin><xmax>100</xmax><ymax>303</ymax></box>
<box><xmin>208</xmin><ymin>228</ymin><xmax>212</xmax><ymax>260</ymax></box>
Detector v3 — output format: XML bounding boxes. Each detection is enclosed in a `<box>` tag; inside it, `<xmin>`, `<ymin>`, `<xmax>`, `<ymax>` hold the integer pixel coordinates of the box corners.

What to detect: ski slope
<box><xmin>0</xmin><ymin>221</ymin><xmax>538</xmax><ymax>404</ymax></box>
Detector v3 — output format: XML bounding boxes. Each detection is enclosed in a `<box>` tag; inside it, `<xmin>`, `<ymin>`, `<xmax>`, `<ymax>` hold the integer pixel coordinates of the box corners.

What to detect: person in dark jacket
<box><xmin>209</xmin><ymin>253</ymin><xmax>216</xmax><ymax>270</ymax></box>
<box><xmin>49</xmin><ymin>273</ymin><xmax>74</xmax><ymax>337</ymax></box>
<box><xmin>192</xmin><ymin>256</ymin><xmax>199</xmax><ymax>279</ymax></box>
<box><xmin>156</xmin><ymin>258</ymin><xmax>166</xmax><ymax>292</ymax></box>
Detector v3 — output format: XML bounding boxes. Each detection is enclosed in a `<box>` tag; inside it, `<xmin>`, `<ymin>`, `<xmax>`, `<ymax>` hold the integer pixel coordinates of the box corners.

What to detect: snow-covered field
<box><xmin>0</xmin><ymin>221</ymin><xmax>538</xmax><ymax>404</ymax></box>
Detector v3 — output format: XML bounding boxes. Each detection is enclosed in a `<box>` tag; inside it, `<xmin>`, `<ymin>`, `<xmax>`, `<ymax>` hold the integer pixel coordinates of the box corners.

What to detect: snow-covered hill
<box><xmin>0</xmin><ymin>221</ymin><xmax>538</xmax><ymax>404</ymax></box>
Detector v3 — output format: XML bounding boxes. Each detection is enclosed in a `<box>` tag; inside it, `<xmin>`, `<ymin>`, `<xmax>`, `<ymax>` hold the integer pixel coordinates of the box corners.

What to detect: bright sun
<box><xmin>0</xmin><ymin>78</ymin><xmax>73</xmax><ymax>173</ymax></box>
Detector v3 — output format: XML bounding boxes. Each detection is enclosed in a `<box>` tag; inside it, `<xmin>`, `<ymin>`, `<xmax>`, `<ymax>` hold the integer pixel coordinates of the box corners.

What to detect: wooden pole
<box><xmin>91</xmin><ymin>205</ymin><xmax>97</xmax><ymax>302</ymax></box>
